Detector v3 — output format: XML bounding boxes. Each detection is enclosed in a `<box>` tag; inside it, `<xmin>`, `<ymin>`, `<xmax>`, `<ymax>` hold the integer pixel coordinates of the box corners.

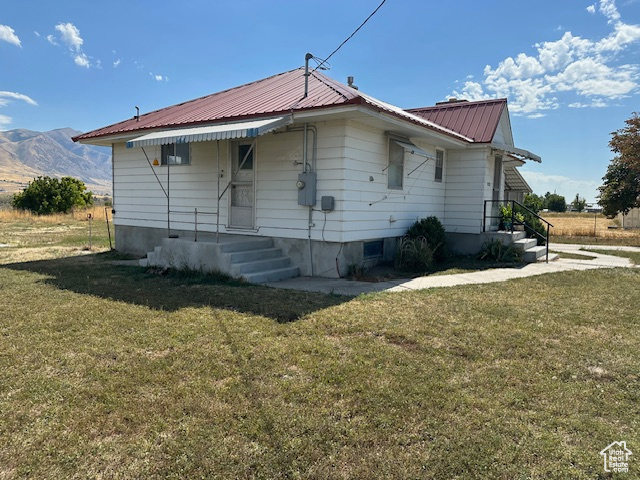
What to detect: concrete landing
<box><xmin>265</xmin><ymin>243</ymin><xmax>639</xmax><ymax>296</ymax></box>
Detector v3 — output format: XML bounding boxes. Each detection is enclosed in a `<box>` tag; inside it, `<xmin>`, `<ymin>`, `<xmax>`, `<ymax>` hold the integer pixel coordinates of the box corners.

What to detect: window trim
<box><xmin>160</xmin><ymin>142</ymin><xmax>191</xmax><ymax>166</ymax></box>
<box><xmin>435</xmin><ymin>148</ymin><xmax>444</xmax><ymax>183</ymax></box>
<box><xmin>387</xmin><ymin>137</ymin><xmax>405</xmax><ymax>190</ymax></box>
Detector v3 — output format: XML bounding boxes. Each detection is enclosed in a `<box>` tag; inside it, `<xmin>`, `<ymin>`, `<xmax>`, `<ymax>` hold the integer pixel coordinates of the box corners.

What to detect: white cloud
<box><xmin>520</xmin><ymin>171</ymin><xmax>600</xmax><ymax>202</ymax></box>
<box><xmin>150</xmin><ymin>73</ymin><xmax>168</xmax><ymax>82</ymax></box>
<box><xmin>451</xmin><ymin>0</ymin><xmax>640</xmax><ymax>117</ymax></box>
<box><xmin>34</xmin><ymin>31</ymin><xmax>40</xmax><ymax>38</ymax></box>
<box><xmin>0</xmin><ymin>91</ymin><xmax>37</xmax><ymax>130</ymax></box>
<box><xmin>55</xmin><ymin>22</ymin><xmax>83</xmax><ymax>52</ymax></box>
<box><xmin>0</xmin><ymin>114</ymin><xmax>13</xmax><ymax>128</ymax></box>
<box><xmin>0</xmin><ymin>91</ymin><xmax>38</xmax><ymax>106</ymax></box>
<box><xmin>74</xmin><ymin>53</ymin><xmax>90</xmax><ymax>68</ymax></box>
<box><xmin>0</xmin><ymin>24</ymin><xmax>21</xmax><ymax>47</ymax></box>
<box><xmin>48</xmin><ymin>22</ymin><xmax>101</xmax><ymax>69</ymax></box>
<box><xmin>568</xmin><ymin>99</ymin><xmax>608</xmax><ymax>107</ymax></box>
<box><xmin>599</xmin><ymin>0</ymin><xmax>621</xmax><ymax>23</ymax></box>
<box><xmin>113</xmin><ymin>58</ymin><xmax>121</xmax><ymax>68</ymax></box>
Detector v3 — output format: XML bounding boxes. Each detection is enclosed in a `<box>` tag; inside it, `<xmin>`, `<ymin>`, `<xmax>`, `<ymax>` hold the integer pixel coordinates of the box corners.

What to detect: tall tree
<box><xmin>523</xmin><ymin>193</ymin><xmax>544</xmax><ymax>213</ymax></box>
<box><xmin>599</xmin><ymin>113</ymin><xmax>640</xmax><ymax>216</ymax></box>
<box><xmin>545</xmin><ymin>193</ymin><xmax>566</xmax><ymax>212</ymax></box>
<box><xmin>571</xmin><ymin>193</ymin><xmax>587</xmax><ymax>212</ymax></box>
<box><xmin>12</xmin><ymin>176</ymin><xmax>93</xmax><ymax>215</ymax></box>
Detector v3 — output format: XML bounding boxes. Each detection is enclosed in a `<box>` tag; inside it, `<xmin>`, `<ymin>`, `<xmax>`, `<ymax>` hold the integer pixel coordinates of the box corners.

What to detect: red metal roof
<box><xmin>74</xmin><ymin>68</ymin><xmax>485</xmax><ymax>143</ymax></box>
<box><xmin>407</xmin><ymin>99</ymin><xmax>507</xmax><ymax>143</ymax></box>
<box><xmin>74</xmin><ymin>69</ymin><xmax>361</xmax><ymax>142</ymax></box>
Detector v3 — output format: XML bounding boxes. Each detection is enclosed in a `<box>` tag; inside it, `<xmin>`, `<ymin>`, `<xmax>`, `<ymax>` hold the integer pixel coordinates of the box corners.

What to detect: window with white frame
<box><xmin>161</xmin><ymin>142</ymin><xmax>191</xmax><ymax>165</ymax></box>
<box><xmin>435</xmin><ymin>149</ymin><xmax>444</xmax><ymax>182</ymax></box>
<box><xmin>387</xmin><ymin>139</ymin><xmax>404</xmax><ymax>189</ymax></box>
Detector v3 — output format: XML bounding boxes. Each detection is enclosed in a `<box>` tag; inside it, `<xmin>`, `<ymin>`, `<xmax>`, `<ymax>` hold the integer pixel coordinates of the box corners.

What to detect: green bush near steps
<box><xmin>405</xmin><ymin>216</ymin><xmax>448</xmax><ymax>262</ymax></box>
<box><xmin>395</xmin><ymin>216</ymin><xmax>448</xmax><ymax>272</ymax></box>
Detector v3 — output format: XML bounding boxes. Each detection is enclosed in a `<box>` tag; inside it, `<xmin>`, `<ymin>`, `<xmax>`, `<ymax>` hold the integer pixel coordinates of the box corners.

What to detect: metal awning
<box><xmin>504</xmin><ymin>165</ymin><xmax>532</xmax><ymax>193</ymax></box>
<box><xmin>491</xmin><ymin>142</ymin><xmax>541</xmax><ymax>163</ymax></box>
<box><xmin>393</xmin><ymin>140</ymin><xmax>434</xmax><ymax>159</ymax></box>
<box><xmin>126</xmin><ymin>116</ymin><xmax>292</xmax><ymax>148</ymax></box>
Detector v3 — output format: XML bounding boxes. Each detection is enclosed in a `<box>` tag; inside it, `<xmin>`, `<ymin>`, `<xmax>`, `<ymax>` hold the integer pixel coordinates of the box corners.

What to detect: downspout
<box><xmin>304</xmin><ymin>123</ymin><xmax>313</xmax><ymax>276</ymax></box>
<box><xmin>167</xmin><ymin>144</ymin><xmax>172</xmax><ymax>238</ymax></box>
<box><xmin>216</xmin><ymin>140</ymin><xmax>220</xmax><ymax>243</ymax></box>
<box><xmin>304</xmin><ymin>54</ymin><xmax>313</xmax><ymax>276</ymax></box>
<box><xmin>275</xmin><ymin>124</ymin><xmax>318</xmax><ymax>276</ymax></box>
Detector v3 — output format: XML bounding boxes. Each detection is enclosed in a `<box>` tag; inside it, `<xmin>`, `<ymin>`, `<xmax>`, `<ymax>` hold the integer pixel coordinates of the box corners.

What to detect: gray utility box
<box><xmin>297</xmin><ymin>172</ymin><xmax>317</xmax><ymax>206</ymax></box>
<box><xmin>321</xmin><ymin>195</ymin><xmax>335</xmax><ymax>212</ymax></box>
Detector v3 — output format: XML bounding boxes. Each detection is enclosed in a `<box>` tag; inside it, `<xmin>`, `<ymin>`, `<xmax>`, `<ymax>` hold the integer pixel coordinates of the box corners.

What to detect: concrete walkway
<box><xmin>265</xmin><ymin>244</ymin><xmax>640</xmax><ymax>296</ymax></box>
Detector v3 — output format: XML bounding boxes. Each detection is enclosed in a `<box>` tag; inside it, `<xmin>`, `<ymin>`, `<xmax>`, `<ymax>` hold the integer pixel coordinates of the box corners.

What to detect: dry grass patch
<box><xmin>1</xmin><ymin>214</ymin><xmax>640</xmax><ymax>478</ymax></box>
<box><xmin>1</xmin><ymin>250</ymin><xmax>639</xmax><ymax>478</ymax></box>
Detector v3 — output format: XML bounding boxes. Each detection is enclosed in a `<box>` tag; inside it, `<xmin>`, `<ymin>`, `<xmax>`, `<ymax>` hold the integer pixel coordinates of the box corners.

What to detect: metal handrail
<box><xmin>168</xmin><ymin>208</ymin><xmax>219</xmax><ymax>242</ymax></box>
<box><xmin>483</xmin><ymin>199</ymin><xmax>555</xmax><ymax>263</ymax></box>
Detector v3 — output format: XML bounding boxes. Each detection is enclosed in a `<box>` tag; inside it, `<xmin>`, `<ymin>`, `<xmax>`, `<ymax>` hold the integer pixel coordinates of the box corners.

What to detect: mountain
<box><xmin>0</xmin><ymin>127</ymin><xmax>112</xmax><ymax>195</ymax></box>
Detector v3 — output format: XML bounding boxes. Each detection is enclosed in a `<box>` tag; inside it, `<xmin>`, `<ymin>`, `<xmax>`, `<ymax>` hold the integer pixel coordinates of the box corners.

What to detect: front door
<box><xmin>229</xmin><ymin>141</ymin><xmax>255</xmax><ymax>228</ymax></box>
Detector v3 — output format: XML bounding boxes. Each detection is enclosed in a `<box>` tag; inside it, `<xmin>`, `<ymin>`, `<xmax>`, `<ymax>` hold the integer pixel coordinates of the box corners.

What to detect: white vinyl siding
<box><xmin>340</xmin><ymin>120</ymin><xmax>445</xmax><ymax>242</ymax></box>
<box><xmin>112</xmin><ymin>120</ymin><xmax>348</xmax><ymax>241</ymax></box>
<box><xmin>112</xmin><ymin>117</ymin><xmax>493</xmax><ymax>243</ymax></box>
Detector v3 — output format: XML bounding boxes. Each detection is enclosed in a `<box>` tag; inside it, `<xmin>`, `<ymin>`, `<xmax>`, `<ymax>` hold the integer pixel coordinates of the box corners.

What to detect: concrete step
<box><xmin>220</xmin><ymin>237</ymin><xmax>274</xmax><ymax>253</ymax></box>
<box><xmin>523</xmin><ymin>245</ymin><xmax>548</xmax><ymax>263</ymax></box>
<box><xmin>139</xmin><ymin>258</ymin><xmax>149</xmax><ymax>267</ymax></box>
<box><xmin>538</xmin><ymin>253</ymin><xmax>560</xmax><ymax>263</ymax></box>
<box><xmin>242</xmin><ymin>266</ymin><xmax>300</xmax><ymax>284</ymax></box>
<box><xmin>513</xmin><ymin>238</ymin><xmax>538</xmax><ymax>251</ymax></box>
<box><xmin>229</xmin><ymin>247</ymin><xmax>283</xmax><ymax>264</ymax></box>
<box><xmin>231</xmin><ymin>256</ymin><xmax>292</xmax><ymax>275</ymax></box>
<box><xmin>489</xmin><ymin>231</ymin><xmax>526</xmax><ymax>243</ymax></box>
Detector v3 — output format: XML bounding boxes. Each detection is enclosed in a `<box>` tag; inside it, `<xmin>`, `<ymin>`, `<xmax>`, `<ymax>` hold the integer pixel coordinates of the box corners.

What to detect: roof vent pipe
<box><xmin>347</xmin><ymin>76</ymin><xmax>358</xmax><ymax>90</ymax></box>
<box><xmin>304</xmin><ymin>52</ymin><xmax>313</xmax><ymax>98</ymax></box>
<box><xmin>134</xmin><ymin>106</ymin><xmax>140</xmax><ymax>121</ymax></box>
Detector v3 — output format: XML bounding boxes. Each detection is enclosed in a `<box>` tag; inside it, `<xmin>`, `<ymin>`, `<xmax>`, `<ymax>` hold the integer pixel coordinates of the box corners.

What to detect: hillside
<box><xmin>0</xmin><ymin>128</ymin><xmax>112</xmax><ymax>195</ymax></box>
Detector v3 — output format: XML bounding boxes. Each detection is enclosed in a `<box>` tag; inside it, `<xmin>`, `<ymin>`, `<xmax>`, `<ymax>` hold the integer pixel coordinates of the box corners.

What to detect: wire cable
<box><xmin>311</xmin><ymin>0</ymin><xmax>387</xmax><ymax>74</ymax></box>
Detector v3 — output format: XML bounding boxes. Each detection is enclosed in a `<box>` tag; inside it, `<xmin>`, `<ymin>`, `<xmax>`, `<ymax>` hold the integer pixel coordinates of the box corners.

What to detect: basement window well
<box><xmin>161</xmin><ymin>143</ymin><xmax>191</xmax><ymax>165</ymax></box>
<box><xmin>363</xmin><ymin>240</ymin><xmax>384</xmax><ymax>259</ymax></box>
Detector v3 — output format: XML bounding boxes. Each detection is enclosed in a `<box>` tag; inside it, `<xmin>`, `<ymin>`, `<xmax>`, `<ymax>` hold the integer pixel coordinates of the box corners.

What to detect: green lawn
<box><xmin>1</xmin><ymin>217</ymin><xmax>639</xmax><ymax>478</ymax></box>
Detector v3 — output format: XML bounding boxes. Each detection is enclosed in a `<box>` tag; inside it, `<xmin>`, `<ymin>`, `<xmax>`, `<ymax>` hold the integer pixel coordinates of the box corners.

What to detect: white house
<box><xmin>74</xmin><ymin>67</ymin><xmax>540</xmax><ymax>281</ymax></box>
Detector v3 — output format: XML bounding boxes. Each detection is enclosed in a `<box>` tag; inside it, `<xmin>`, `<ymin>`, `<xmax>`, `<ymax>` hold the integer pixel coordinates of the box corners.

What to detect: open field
<box><xmin>542</xmin><ymin>212</ymin><xmax>640</xmax><ymax>246</ymax></box>
<box><xmin>0</xmin><ymin>207</ymin><xmax>113</xmax><ymax>260</ymax></box>
<box><xmin>1</xmin><ymin>214</ymin><xmax>639</xmax><ymax>478</ymax></box>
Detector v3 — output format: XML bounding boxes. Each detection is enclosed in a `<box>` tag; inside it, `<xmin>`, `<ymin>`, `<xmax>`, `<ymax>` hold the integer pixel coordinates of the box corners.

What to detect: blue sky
<box><xmin>1</xmin><ymin>0</ymin><xmax>639</xmax><ymax>202</ymax></box>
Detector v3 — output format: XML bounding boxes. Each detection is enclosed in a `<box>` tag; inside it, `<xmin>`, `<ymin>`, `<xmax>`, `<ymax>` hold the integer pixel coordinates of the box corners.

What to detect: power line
<box><xmin>311</xmin><ymin>0</ymin><xmax>387</xmax><ymax>74</ymax></box>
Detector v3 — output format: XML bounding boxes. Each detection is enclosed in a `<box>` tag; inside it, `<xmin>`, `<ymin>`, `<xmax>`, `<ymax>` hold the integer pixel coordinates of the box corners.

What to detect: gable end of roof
<box><xmin>407</xmin><ymin>98</ymin><xmax>507</xmax><ymax>143</ymax></box>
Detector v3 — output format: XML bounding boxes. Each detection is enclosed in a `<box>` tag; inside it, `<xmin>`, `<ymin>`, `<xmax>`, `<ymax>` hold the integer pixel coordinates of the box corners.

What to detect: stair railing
<box><xmin>483</xmin><ymin>200</ymin><xmax>554</xmax><ymax>263</ymax></box>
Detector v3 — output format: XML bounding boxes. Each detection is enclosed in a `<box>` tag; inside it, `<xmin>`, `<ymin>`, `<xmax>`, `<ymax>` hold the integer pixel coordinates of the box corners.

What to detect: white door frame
<box><xmin>228</xmin><ymin>139</ymin><xmax>256</xmax><ymax>229</ymax></box>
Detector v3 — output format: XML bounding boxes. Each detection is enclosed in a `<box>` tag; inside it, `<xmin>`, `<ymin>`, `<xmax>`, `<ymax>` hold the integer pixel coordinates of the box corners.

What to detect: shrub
<box><xmin>476</xmin><ymin>239</ymin><xmax>522</xmax><ymax>263</ymax></box>
<box><xmin>395</xmin><ymin>236</ymin><xmax>434</xmax><ymax>272</ymax></box>
<box><xmin>406</xmin><ymin>216</ymin><xmax>448</xmax><ymax>262</ymax></box>
<box><xmin>523</xmin><ymin>193</ymin><xmax>544</xmax><ymax>214</ymax></box>
<box><xmin>523</xmin><ymin>213</ymin><xmax>547</xmax><ymax>245</ymax></box>
<box><xmin>12</xmin><ymin>176</ymin><xmax>93</xmax><ymax>215</ymax></box>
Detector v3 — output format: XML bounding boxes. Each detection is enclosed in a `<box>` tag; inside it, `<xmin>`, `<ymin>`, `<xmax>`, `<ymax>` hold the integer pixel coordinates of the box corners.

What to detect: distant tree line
<box><xmin>12</xmin><ymin>176</ymin><xmax>93</xmax><ymax>214</ymax></box>
<box><xmin>522</xmin><ymin>192</ymin><xmax>589</xmax><ymax>214</ymax></box>
<box><xmin>523</xmin><ymin>192</ymin><xmax>565</xmax><ymax>213</ymax></box>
